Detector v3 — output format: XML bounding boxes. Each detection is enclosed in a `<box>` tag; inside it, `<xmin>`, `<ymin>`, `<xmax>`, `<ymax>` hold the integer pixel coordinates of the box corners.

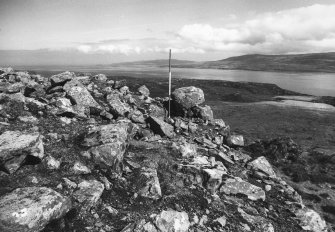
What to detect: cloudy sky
<box><xmin>1</xmin><ymin>0</ymin><xmax>335</xmax><ymax>65</ymax></box>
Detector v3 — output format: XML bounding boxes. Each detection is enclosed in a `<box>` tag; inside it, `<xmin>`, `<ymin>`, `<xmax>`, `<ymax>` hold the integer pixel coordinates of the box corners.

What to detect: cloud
<box><xmin>76</xmin><ymin>4</ymin><xmax>335</xmax><ymax>56</ymax></box>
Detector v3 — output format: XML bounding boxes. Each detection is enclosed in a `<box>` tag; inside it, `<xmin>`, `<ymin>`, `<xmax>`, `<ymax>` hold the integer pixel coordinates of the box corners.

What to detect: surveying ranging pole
<box><xmin>168</xmin><ymin>49</ymin><xmax>172</xmax><ymax>118</ymax></box>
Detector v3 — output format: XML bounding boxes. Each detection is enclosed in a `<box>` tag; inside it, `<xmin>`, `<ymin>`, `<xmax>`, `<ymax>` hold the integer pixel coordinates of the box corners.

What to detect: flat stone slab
<box><xmin>73</xmin><ymin>180</ymin><xmax>104</xmax><ymax>209</ymax></box>
<box><xmin>220</xmin><ymin>177</ymin><xmax>266</xmax><ymax>201</ymax></box>
<box><xmin>0</xmin><ymin>187</ymin><xmax>71</xmax><ymax>232</ymax></box>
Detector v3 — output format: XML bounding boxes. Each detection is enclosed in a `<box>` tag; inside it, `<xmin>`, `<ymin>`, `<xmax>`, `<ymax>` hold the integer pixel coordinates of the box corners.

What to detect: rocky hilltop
<box><xmin>0</xmin><ymin>67</ymin><xmax>330</xmax><ymax>232</ymax></box>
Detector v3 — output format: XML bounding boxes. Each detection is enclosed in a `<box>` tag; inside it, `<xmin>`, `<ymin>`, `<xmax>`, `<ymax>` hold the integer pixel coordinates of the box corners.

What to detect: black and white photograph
<box><xmin>0</xmin><ymin>0</ymin><xmax>334</xmax><ymax>231</ymax></box>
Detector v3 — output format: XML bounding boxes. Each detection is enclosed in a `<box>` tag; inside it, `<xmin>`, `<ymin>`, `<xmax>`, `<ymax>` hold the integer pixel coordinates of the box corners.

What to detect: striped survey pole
<box><xmin>168</xmin><ymin>49</ymin><xmax>172</xmax><ymax>118</ymax></box>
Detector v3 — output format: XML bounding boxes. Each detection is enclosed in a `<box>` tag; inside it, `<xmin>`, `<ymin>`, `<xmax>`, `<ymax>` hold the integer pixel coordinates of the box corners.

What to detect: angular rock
<box><xmin>192</xmin><ymin>105</ymin><xmax>214</xmax><ymax>121</ymax></box>
<box><xmin>248</xmin><ymin>156</ymin><xmax>276</xmax><ymax>177</ymax></box>
<box><xmin>0</xmin><ymin>130</ymin><xmax>44</xmax><ymax>173</ymax></box>
<box><xmin>220</xmin><ymin>177</ymin><xmax>266</xmax><ymax>201</ymax></box>
<box><xmin>146</xmin><ymin>116</ymin><xmax>175</xmax><ymax>138</ymax></box>
<box><xmin>136</xmin><ymin>167</ymin><xmax>162</xmax><ymax>200</ymax></box>
<box><xmin>45</xmin><ymin>156</ymin><xmax>61</xmax><ymax>170</ymax></box>
<box><xmin>227</xmin><ymin>134</ymin><xmax>244</xmax><ymax>147</ymax></box>
<box><xmin>203</xmin><ymin>167</ymin><xmax>227</xmax><ymax>194</ymax></box>
<box><xmin>148</xmin><ymin>104</ymin><xmax>166</xmax><ymax>119</ymax></box>
<box><xmin>295</xmin><ymin>208</ymin><xmax>327</xmax><ymax>232</ymax></box>
<box><xmin>106</xmin><ymin>92</ymin><xmax>131</xmax><ymax>118</ymax></box>
<box><xmin>83</xmin><ymin>122</ymin><xmax>130</xmax><ymax>171</ymax></box>
<box><xmin>113</xmin><ymin>79</ymin><xmax>127</xmax><ymax>89</ymax></box>
<box><xmin>176</xmin><ymin>141</ymin><xmax>198</xmax><ymax>158</ymax></box>
<box><xmin>172</xmin><ymin>86</ymin><xmax>205</xmax><ymax>115</ymax></box>
<box><xmin>63</xmin><ymin>79</ymin><xmax>101</xmax><ymax>113</ymax></box>
<box><xmin>50</xmin><ymin>71</ymin><xmax>75</xmax><ymax>87</ymax></box>
<box><xmin>93</xmin><ymin>74</ymin><xmax>107</xmax><ymax>82</ymax></box>
<box><xmin>72</xmin><ymin>161</ymin><xmax>91</xmax><ymax>174</ymax></box>
<box><xmin>154</xmin><ymin>210</ymin><xmax>190</xmax><ymax>232</ymax></box>
<box><xmin>73</xmin><ymin>180</ymin><xmax>104</xmax><ymax>209</ymax></box>
<box><xmin>138</xmin><ymin>85</ymin><xmax>150</xmax><ymax>97</ymax></box>
<box><xmin>129</xmin><ymin>109</ymin><xmax>145</xmax><ymax>124</ymax></box>
<box><xmin>121</xmin><ymin>219</ymin><xmax>158</xmax><ymax>232</ymax></box>
<box><xmin>0</xmin><ymin>187</ymin><xmax>71</xmax><ymax>232</ymax></box>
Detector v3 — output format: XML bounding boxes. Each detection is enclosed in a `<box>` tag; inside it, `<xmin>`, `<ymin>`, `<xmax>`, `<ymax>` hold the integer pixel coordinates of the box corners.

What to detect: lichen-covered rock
<box><xmin>138</xmin><ymin>85</ymin><xmax>150</xmax><ymax>97</ymax></box>
<box><xmin>83</xmin><ymin>122</ymin><xmax>130</xmax><ymax>170</ymax></box>
<box><xmin>106</xmin><ymin>92</ymin><xmax>131</xmax><ymax>118</ymax></box>
<box><xmin>50</xmin><ymin>71</ymin><xmax>75</xmax><ymax>86</ymax></box>
<box><xmin>129</xmin><ymin>109</ymin><xmax>145</xmax><ymax>124</ymax></box>
<box><xmin>220</xmin><ymin>177</ymin><xmax>266</xmax><ymax>201</ymax></box>
<box><xmin>203</xmin><ymin>167</ymin><xmax>227</xmax><ymax>194</ymax></box>
<box><xmin>0</xmin><ymin>187</ymin><xmax>71</xmax><ymax>232</ymax></box>
<box><xmin>146</xmin><ymin>116</ymin><xmax>175</xmax><ymax>138</ymax></box>
<box><xmin>192</xmin><ymin>105</ymin><xmax>214</xmax><ymax>121</ymax></box>
<box><xmin>295</xmin><ymin>208</ymin><xmax>327</xmax><ymax>232</ymax></box>
<box><xmin>172</xmin><ymin>86</ymin><xmax>205</xmax><ymax>115</ymax></box>
<box><xmin>154</xmin><ymin>210</ymin><xmax>190</xmax><ymax>232</ymax></box>
<box><xmin>248</xmin><ymin>156</ymin><xmax>276</xmax><ymax>177</ymax></box>
<box><xmin>0</xmin><ymin>130</ymin><xmax>44</xmax><ymax>173</ymax></box>
<box><xmin>63</xmin><ymin>79</ymin><xmax>101</xmax><ymax>113</ymax></box>
<box><xmin>73</xmin><ymin>180</ymin><xmax>104</xmax><ymax>209</ymax></box>
<box><xmin>136</xmin><ymin>166</ymin><xmax>162</xmax><ymax>200</ymax></box>
<box><xmin>93</xmin><ymin>74</ymin><xmax>107</xmax><ymax>82</ymax></box>
<box><xmin>148</xmin><ymin>104</ymin><xmax>166</xmax><ymax>119</ymax></box>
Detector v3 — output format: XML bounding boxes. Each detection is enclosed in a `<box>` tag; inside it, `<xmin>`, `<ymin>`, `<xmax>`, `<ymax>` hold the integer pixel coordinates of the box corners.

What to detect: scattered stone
<box><xmin>220</xmin><ymin>177</ymin><xmax>266</xmax><ymax>201</ymax></box>
<box><xmin>154</xmin><ymin>210</ymin><xmax>190</xmax><ymax>232</ymax></box>
<box><xmin>0</xmin><ymin>130</ymin><xmax>44</xmax><ymax>173</ymax></box>
<box><xmin>83</xmin><ymin>122</ymin><xmax>130</xmax><ymax>171</ymax></box>
<box><xmin>146</xmin><ymin>116</ymin><xmax>175</xmax><ymax>138</ymax></box>
<box><xmin>93</xmin><ymin>74</ymin><xmax>107</xmax><ymax>82</ymax></box>
<box><xmin>18</xmin><ymin>115</ymin><xmax>38</xmax><ymax>123</ymax></box>
<box><xmin>50</xmin><ymin>71</ymin><xmax>75</xmax><ymax>86</ymax></box>
<box><xmin>45</xmin><ymin>156</ymin><xmax>61</xmax><ymax>170</ymax></box>
<box><xmin>113</xmin><ymin>80</ymin><xmax>127</xmax><ymax>89</ymax></box>
<box><xmin>203</xmin><ymin>167</ymin><xmax>227</xmax><ymax>194</ymax></box>
<box><xmin>248</xmin><ymin>156</ymin><xmax>276</xmax><ymax>177</ymax></box>
<box><xmin>73</xmin><ymin>161</ymin><xmax>91</xmax><ymax>174</ymax></box>
<box><xmin>63</xmin><ymin>178</ymin><xmax>77</xmax><ymax>189</ymax></box>
<box><xmin>227</xmin><ymin>134</ymin><xmax>244</xmax><ymax>147</ymax></box>
<box><xmin>136</xmin><ymin>166</ymin><xmax>162</xmax><ymax>200</ymax></box>
<box><xmin>0</xmin><ymin>187</ymin><xmax>71</xmax><ymax>232</ymax></box>
<box><xmin>106</xmin><ymin>92</ymin><xmax>131</xmax><ymax>117</ymax></box>
<box><xmin>192</xmin><ymin>105</ymin><xmax>214</xmax><ymax>121</ymax></box>
<box><xmin>214</xmin><ymin>216</ymin><xmax>227</xmax><ymax>227</ymax></box>
<box><xmin>295</xmin><ymin>208</ymin><xmax>327</xmax><ymax>232</ymax></box>
<box><xmin>73</xmin><ymin>180</ymin><xmax>104</xmax><ymax>209</ymax></box>
<box><xmin>138</xmin><ymin>85</ymin><xmax>150</xmax><ymax>97</ymax></box>
<box><xmin>63</xmin><ymin>79</ymin><xmax>101</xmax><ymax>113</ymax></box>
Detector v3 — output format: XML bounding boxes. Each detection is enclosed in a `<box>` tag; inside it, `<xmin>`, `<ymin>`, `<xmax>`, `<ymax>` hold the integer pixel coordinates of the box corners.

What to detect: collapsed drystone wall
<box><xmin>0</xmin><ymin>67</ymin><xmax>330</xmax><ymax>232</ymax></box>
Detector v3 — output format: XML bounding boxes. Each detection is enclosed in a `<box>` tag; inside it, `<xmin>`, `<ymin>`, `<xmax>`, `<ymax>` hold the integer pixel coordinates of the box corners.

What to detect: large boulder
<box><xmin>146</xmin><ymin>116</ymin><xmax>175</xmax><ymax>138</ymax></box>
<box><xmin>172</xmin><ymin>86</ymin><xmax>205</xmax><ymax>116</ymax></box>
<box><xmin>82</xmin><ymin>122</ymin><xmax>130</xmax><ymax>171</ymax></box>
<box><xmin>63</xmin><ymin>79</ymin><xmax>101</xmax><ymax>114</ymax></box>
<box><xmin>50</xmin><ymin>71</ymin><xmax>75</xmax><ymax>87</ymax></box>
<box><xmin>0</xmin><ymin>130</ymin><xmax>44</xmax><ymax>173</ymax></box>
<box><xmin>0</xmin><ymin>187</ymin><xmax>71</xmax><ymax>232</ymax></box>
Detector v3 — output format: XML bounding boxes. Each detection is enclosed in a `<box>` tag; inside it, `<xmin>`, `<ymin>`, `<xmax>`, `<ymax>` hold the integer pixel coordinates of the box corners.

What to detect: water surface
<box><xmin>19</xmin><ymin>65</ymin><xmax>335</xmax><ymax>97</ymax></box>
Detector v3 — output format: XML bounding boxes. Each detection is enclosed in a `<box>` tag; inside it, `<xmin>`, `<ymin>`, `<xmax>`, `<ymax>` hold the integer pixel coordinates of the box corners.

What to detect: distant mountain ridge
<box><xmin>111</xmin><ymin>52</ymin><xmax>335</xmax><ymax>73</ymax></box>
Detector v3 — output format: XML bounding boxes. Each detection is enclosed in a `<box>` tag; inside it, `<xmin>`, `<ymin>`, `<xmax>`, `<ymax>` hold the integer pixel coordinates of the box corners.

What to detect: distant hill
<box><xmin>110</xmin><ymin>59</ymin><xmax>200</xmax><ymax>67</ymax></box>
<box><xmin>197</xmin><ymin>52</ymin><xmax>335</xmax><ymax>72</ymax></box>
<box><xmin>111</xmin><ymin>52</ymin><xmax>335</xmax><ymax>73</ymax></box>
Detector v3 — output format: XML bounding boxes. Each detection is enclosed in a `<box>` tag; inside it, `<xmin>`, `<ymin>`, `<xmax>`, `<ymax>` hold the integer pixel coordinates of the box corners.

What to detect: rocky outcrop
<box><xmin>0</xmin><ymin>187</ymin><xmax>71</xmax><ymax>232</ymax></box>
<box><xmin>0</xmin><ymin>68</ymin><xmax>330</xmax><ymax>232</ymax></box>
